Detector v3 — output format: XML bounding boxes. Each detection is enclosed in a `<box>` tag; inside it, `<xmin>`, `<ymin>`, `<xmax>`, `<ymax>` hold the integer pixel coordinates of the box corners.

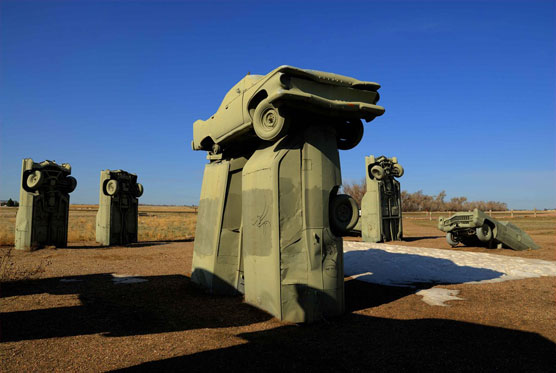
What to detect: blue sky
<box><xmin>1</xmin><ymin>0</ymin><xmax>554</xmax><ymax>208</ymax></box>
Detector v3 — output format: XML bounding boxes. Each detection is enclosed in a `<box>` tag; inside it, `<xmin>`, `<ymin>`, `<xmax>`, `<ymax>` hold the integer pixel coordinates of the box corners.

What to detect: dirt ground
<box><xmin>1</xmin><ymin>217</ymin><xmax>555</xmax><ymax>372</ymax></box>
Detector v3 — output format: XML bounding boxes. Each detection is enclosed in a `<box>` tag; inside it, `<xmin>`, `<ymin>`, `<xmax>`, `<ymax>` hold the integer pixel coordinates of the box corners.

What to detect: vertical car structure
<box><xmin>15</xmin><ymin>158</ymin><xmax>77</xmax><ymax>250</ymax></box>
<box><xmin>191</xmin><ymin>65</ymin><xmax>385</xmax><ymax>322</ymax></box>
<box><xmin>96</xmin><ymin>170</ymin><xmax>144</xmax><ymax>246</ymax></box>
<box><xmin>361</xmin><ymin>155</ymin><xmax>404</xmax><ymax>243</ymax></box>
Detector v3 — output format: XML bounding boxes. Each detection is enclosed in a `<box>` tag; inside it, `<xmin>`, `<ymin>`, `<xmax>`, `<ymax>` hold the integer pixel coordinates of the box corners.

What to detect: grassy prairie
<box><xmin>0</xmin><ymin>205</ymin><xmax>197</xmax><ymax>246</ymax></box>
<box><xmin>0</xmin><ymin>207</ymin><xmax>17</xmax><ymax>246</ymax></box>
<box><xmin>2</xmin><ymin>205</ymin><xmax>553</xmax><ymax>249</ymax></box>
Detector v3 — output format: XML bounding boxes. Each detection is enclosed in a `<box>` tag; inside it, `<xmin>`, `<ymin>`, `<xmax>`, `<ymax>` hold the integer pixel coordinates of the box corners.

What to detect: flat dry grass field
<box><xmin>0</xmin><ymin>205</ymin><xmax>197</xmax><ymax>246</ymax></box>
<box><xmin>1</xmin><ymin>206</ymin><xmax>555</xmax><ymax>371</ymax></box>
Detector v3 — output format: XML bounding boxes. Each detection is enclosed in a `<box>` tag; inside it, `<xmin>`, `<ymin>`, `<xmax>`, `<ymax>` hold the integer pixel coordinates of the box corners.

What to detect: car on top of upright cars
<box><xmin>192</xmin><ymin>65</ymin><xmax>385</xmax><ymax>153</ymax></box>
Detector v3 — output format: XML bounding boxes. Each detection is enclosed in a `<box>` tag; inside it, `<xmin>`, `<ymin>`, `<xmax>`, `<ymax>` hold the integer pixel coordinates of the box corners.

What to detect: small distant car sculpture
<box><xmin>438</xmin><ymin>208</ymin><xmax>539</xmax><ymax>251</ymax></box>
<box><xmin>359</xmin><ymin>155</ymin><xmax>404</xmax><ymax>242</ymax></box>
<box><xmin>192</xmin><ymin>65</ymin><xmax>385</xmax><ymax>153</ymax></box>
<box><xmin>15</xmin><ymin>159</ymin><xmax>77</xmax><ymax>250</ymax></box>
<box><xmin>96</xmin><ymin>169</ymin><xmax>144</xmax><ymax>246</ymax></box>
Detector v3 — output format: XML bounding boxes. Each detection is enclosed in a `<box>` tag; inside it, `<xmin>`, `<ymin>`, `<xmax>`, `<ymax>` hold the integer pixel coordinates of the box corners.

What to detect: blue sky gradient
<box><xmin>1</xmin><ymin>0</ymin><xmax>554</xmax><ymax>208</ymax></box>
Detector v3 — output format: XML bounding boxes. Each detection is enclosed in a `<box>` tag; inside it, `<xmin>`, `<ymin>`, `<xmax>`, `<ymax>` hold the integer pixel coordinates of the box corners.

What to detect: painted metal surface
<box><xmin>191</xmin><ymin>158</ymin><xmax>248</xmax><ymax>295</ymax></box>
<box><xmin>361</xmin><ymin>155</ymin><xmax>404</xmax><ymax>243</ymax></box>
<box><xmin>96</xmin><ymin>169</ymin><xmax>143</xmax><ymax>246</ymax></box>
<box><xmin>438</xmin><ymin>208</ymin><xmax>540</xmax><ymax>251</ymax></box>
<box><xmin>192</xmin><ymin>65</ymin><xmax>384</xmax><ymax>152</ymax></box>
<box><xmin>15</xmin><ymin>158</ymin><xmax>76</xmax><ymax>250</ymax></box>
<box><xmin>191</xmin><ymin>66</ymin><xmax>384</xmax><ymax>322</ymax></box>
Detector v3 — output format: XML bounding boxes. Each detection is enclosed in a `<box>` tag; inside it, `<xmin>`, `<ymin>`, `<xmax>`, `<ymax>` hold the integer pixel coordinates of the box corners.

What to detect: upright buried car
<box><xmin>192</xmin><ymin>65</ymin><xmax>385</xmax><ymax>153</ymax></box>
<box><xmin>438</xmin><ymin>208</ymin><xmax>539</xmax><ymax>251</ymax></box>
<box><xmin>96</xmin><ymin>169</ymin><xmax>144</xmax><ymax>246</ymax></box>
<box><xmin>15</xmin><ymin>159</ymin><xmax>77</xmax><ymax>250</ymax></box>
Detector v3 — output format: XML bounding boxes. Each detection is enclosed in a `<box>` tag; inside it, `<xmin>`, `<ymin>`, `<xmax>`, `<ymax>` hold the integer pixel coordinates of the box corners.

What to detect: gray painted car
<box><xmin>192</xmin><ymin>65</ymin><xmax>385</xmax><ymax>153</ymax></box>
<box><xmin>438</xmin><ymin>208</ymin><xmax>539</xmax><ymax>251</ymax></box>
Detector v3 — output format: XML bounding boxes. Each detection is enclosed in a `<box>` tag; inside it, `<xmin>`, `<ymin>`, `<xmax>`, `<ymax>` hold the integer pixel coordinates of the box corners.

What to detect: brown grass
<box><xmin>0</xmin><ymin>205</ymin><xmax>197</xmax><ymax>246</ymax></box>
<box><xmin>0</xmin><ymin>207</ymin><xmax>17</xmax><ymax>246</ymax></box>
<box><xmin>138</xmin><ymin>212</ymin><xmax>196</xmax><ymax>241</ymax></box>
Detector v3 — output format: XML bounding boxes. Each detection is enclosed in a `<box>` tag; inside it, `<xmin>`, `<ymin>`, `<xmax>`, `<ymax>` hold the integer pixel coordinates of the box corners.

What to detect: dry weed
<box><xmin>68</xmin><ymin>216</ymin><xmax>96</xmax><ymax>242</ymax></box>
<box><xmin>138</xmin><ymin>213</ymin><xmax>196</xmax><ymax>241</ymax></box>
<box><xmin>0</xmin><ymin>247</ymin><xmax>51</xmax><ymax>282</ymax></box>
<box><xmin>0</xmin><ymin>208</ymin><xmax>17</xmax><ymax>246</ymax></box>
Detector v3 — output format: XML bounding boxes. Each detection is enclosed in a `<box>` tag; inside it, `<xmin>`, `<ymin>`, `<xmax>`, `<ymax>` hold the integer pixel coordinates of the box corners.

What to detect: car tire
<box><xmin>253</xmin><ymin>99</ymin><xmax>289</xmax><ymax>141</ymax></box>
<box><xmin>476</xmin><ymin>223</ymin><xmax>493</xmax><ymax>242</ymax></box>
<box><xmin>135</xmin><ymin>183</ymin><xmax>144</xmax><ymax>198</ymax></box>
<box><xmin>370</xmin><ymin>165</ymin><xmax>384</xmax><ymax>180</ymax></box>
<box><xmin>337</xmin><ymin>119</ymin><xmax>364</xmax><ymax>150</ymax></box>
<box><xmin>330</xmin><ymin>194</ymin><xmax>359</xmax><ymax>235</ymax></box>
<box><xmin>26</xmin><ymin>170</ymin><xmax>44</xmax><ymax>190</ymax></box>
<box><xmin>104</xmin><ymin>179</ymin><xmax>119</xmax><ymax>196</ymax></box>
<box><xmin>446</xmin><ymin>232</ymin><xmax>459</xmax><ymax>247</ymax></box>
<box><xmin>66</xmin><ymin>176</ymin><xmax>77</xmax><ymax>193</ymax></box>
<box><xmin>392</xmin><ymin>164</ymin><xmax>404</xmax><ymax>178</ymax></box>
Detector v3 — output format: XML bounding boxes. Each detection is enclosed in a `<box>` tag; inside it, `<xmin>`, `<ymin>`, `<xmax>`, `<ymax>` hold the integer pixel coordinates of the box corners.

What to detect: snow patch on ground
<box><xmin>416</xmin><ymin>288</ymin><xmax>464</xmax><ymax>306</ymax></box>
<box><xmin>111</xmin><ymin>274</ymin><xmax>148</xmax><ymax>284</ymax></box>
<box><xmin>343</xmin><ymin>241</ymin><xmax>556</xmax><ymax>287</ymax></box>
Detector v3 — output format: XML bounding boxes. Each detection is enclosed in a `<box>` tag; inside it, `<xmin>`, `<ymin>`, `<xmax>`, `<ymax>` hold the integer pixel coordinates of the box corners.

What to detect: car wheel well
<box><xmin>484</xmin><ymin>219</ymin><xmax>495</xmax><ymax>229</ymax></box>
<box><xmin>248</xmin><ymin>90</ymin><xmax>268</xmax><ymax>117</ymax></box>
<box><xmin>200</xmin><ymin>136</ymin><xmax>215</xmax><ymax>150</ymax></box>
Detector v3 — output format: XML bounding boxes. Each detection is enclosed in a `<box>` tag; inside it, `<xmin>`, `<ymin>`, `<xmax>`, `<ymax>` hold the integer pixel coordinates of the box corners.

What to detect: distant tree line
<box><xmin>400</xmin><ymin>190</ymin><xmax>507</xmax><ymax>212</ymax></box>
<box><xmin>341</xmin><ymin>180</ymin><xmax>365</xmax><ymax>207</ymax></box>
<box><xmin>342</xmin><ymin>180</ymin><xmax>507</xmax><ymax>212</ymax></box>
<box><xmin>1</xmin><ymin>198</ymin><xmax>19</xmax><ymax>207</ymax></box>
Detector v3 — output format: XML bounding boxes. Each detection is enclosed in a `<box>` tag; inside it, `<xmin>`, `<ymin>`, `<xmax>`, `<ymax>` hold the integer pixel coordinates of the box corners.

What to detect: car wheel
<box><xmin>135</xmin><ymin>183</ymin><xmax>144</xmax><ymax>198</ymax></box>
<box><xmin>392</xmin><ymin>164</ymin><xmax>404</xmax><ymax>178</ymax></box>
<box><xmin>446</xmin><ymin>232</ymin><xmax>459</xmax><ymax>247</ymax></box>
<box><xmin>476</xmin><ymin>223</ymin><xmax>493</xmax><ymax>242</ymax></box>
<box><xmin>253</xmin><ymin>99</ymin><xmax>289</xmax><ymax>141</ymax></box>
<box><xmin>330</xmin><ymin>194</ymin><xmax>359</xmax><ymax>235</ymax></box>
<box><xmin>370</xmin><ymin>165</ymin><xmax>384</xmax><ymax>180</ymax></box>
<box><xmin>26</xmin><ymin>170</ymin><xmax>44</xmax><ymax>190</ymax></box>
<box><xmin>337</xmin><ymin>119</ymin><xmax>364</xmax><ymax>150</ymax></box>
<box><xmin>66</xmin><ymin>176</ymin><xmax>77</xmax><ymax>193</ymax></box>
<box><xmin>104</xmin><ymin>179</ymin><xmax>119</xmax><ymax>196</ymax></box>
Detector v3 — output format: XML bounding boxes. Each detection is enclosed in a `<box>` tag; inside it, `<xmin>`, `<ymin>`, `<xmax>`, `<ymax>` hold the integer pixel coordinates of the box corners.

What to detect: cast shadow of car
<box><xmin>343</xmin><ymin>248</ymin><xmax>504</xmax><ymax>288</ymax></box>
<box><xmin>113</xmin><ymin>283</ymin><xmax>556</xmax><ymax>372</ymax></box>
<box><xmin>2</xmin><ymin>251</ymin><xmax>505</xmax><ymax>344</ymax></box>
<box><xmin>0</xmin><ymin>271</ymin><xmax>270</xmax><ymax>342</ymax></box>
<box><xmin>3</xmin><ymin>273</ymin><xmax>554</xmax><ymax>371</ymax></box>
<box><xmin>1</xmin><ymin>268</ymin><xmax>421</xmax><ymax>344</ymax></box>
<box><xmin>400</xmin><ymin>235</ymin><xmax>443</xmax><ymax>242</ymax></box>
<box><xmin>60</xmin><ymin>238</ymin><xmax>194</xmax><ymax>250</ymax></box>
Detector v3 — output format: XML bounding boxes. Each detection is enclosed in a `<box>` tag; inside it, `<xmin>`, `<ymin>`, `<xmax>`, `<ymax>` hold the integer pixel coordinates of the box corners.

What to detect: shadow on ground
<box><xmin>344</xmin><ymin>249</ymin><xmax>504</xmax><ymax>286</ymax></box>
<box><xmin>2</xmin><ymin>273</ymin><xmax>554</xmax><ymax>371</ymax></box>
<box><xmin>56</xmin><ymin>238</ymin><xmax>193</xmax><ymax>250</ymax></box>
<box><xmin>1</xmin><ymin>274</ymin><xmax>270</xmax><ymax>340</ymax></box>
<box><xmin>113</xmin><ymin>312</ymin><xmax>555</xmax><ymax>372</ymax></box>
<box><xmin>400</xmin><ymin>236</ymin><xmax>443</xmax><ymax>242</ymax></box>
<box><xmin>62</xmin><ymin>238</ymin><xmax>194</xmax><ymax>250</ymax></box>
